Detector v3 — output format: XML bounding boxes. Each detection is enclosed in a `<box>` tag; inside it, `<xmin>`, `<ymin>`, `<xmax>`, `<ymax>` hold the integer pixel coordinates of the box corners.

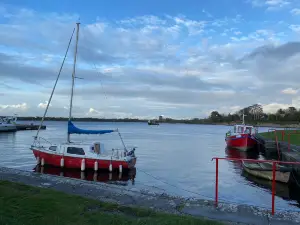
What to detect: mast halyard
<box><xmin>33</xmin><ymin>27</ymin><xmax>75</xmax><ymax>142</ymax></box>
<box><xmin>68</xmin><ymin>22</ymin><xmax>80</xmax><ymax>143</ymax></box>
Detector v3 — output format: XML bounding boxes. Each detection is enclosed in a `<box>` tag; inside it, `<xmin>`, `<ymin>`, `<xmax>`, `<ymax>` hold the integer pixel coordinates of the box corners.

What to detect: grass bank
<box><xmin>0</xmin><ymin>180</ymin><xmax>223</xmax><ymax>225</ymax></box>
<box><xmin>259</xmin><ymin>130</ymin><xmax>300</xmax><ymax>146</ymax></box>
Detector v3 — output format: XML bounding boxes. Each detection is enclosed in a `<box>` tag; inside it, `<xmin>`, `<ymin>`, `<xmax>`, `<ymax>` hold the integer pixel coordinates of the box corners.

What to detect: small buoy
<box><xmin>118</xmin><ymin>172</ymin><xmax>122</xmax><ymax>180</ymax></box>
<box><xmin>81</xmin><ymin>159</ymin><xmax>85</xmax><ymax>171</ymax></box>
<box><xmin>109</xmin><ymin>163</ymin><xmax>112</xmax><ymax>172</ymax></box>
<box><xmin>119</xmin><ymin>164</ymin><xmax>123</xmax><ymax>173</ymax></box>
<box><xmin>80</xmin><ymin>171</ymin><xmax>85</xmax><ymax>180</ymax></box>
<box><xmin>37</xmin><ymin>156</ymin><xmax>41</xmax><ymax>164</ymax></box>
<box><xmin>41</xmin><ymin>158</ymin><xmax>45</xmax><ymax>166</ymax></box>
<box><xmin>109</xmin><ymin>172</ymin><xmax>112</xmax><ymax>180</ymax></box>
<box><xmin>94</xmin><ymin>161</ymin><xmax>98</xmax><ymax>171</ymax></box>
<box><xmin>60</xmin><ymin>158</ymin><xmax>64</xmax><ymax>168</ymax></box>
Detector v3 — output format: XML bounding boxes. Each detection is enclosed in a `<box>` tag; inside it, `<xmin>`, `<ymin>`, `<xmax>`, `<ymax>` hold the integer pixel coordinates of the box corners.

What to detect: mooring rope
<box><xmin>136</xmin><ymin>168</ymin><xmax>213</xmax><ymax>200</ymax></box>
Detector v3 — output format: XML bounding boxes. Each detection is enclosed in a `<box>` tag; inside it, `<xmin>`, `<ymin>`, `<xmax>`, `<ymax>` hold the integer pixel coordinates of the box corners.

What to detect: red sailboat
<box><xmin>30</xmin><ymin>23</ymin><xmax>137</xmax><ymax>172</ymax></box>
<box><xmin>225</xmin><ymin>114</ymin><xmax>258</xmax><ymax>151</ymax></box>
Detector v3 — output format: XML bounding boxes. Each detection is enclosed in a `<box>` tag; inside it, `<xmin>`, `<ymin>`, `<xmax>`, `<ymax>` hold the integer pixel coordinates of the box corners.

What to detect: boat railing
<box><xmin>112</xmin><ymin>148</ymin><xmax>126</xmax><ymax>159</ymax></box>
<box><xmin>211</xmin><ymin>157</ymin><xmax>300</xmax><ymax>215</ymax></box>
<box><xmin>33</xmin><ymin>136</ymin><xmax>52</xmax><ymax>146</ymax></box>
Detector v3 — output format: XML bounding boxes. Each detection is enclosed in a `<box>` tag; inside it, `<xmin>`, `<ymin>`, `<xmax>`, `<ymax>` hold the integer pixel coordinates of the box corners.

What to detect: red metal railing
<box><xmin>212</xmin><ymin>157</ymin><xmax>300</xmax><ymax>215</ymax></box>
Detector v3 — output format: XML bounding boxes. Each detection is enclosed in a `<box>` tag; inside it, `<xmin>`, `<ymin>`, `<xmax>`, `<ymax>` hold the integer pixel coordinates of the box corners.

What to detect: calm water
<box><xmin>0</xmin><ymin>121</ymin><xmax>299</xmax><ymax>211</ymax></box>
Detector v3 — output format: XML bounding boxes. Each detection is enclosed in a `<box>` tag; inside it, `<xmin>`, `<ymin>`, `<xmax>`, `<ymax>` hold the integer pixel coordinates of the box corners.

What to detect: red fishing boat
<box><xmin>30</xmin><ymin>23</ymin><xmax>137</xmax><ymax>172</ymax></box>
<box><xmin>225</xmin><ymin>114</ymin><xmax>258</xmax><ymax>151</ymax></box>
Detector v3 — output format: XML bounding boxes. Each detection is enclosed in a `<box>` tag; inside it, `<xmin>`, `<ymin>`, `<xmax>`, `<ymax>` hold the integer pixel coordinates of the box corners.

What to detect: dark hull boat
<box><xmin>242</xmin><ymin>161</ymin><xmax>292</xmax><ymax>183</ymax></box>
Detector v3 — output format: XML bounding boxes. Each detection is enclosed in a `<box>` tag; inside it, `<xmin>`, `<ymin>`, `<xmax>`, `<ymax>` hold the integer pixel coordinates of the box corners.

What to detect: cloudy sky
<box><xmin>1</xmin><ymin>0</ymin><xmax>300</xmax><ymax>119</ymax></box>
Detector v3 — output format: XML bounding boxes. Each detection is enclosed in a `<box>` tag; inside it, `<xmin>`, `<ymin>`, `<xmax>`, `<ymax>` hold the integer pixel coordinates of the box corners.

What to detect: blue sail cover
<box><xmin>68</xmin><ymin>121</ymin><xmax>115</xmax><ymax>135</ymax></box>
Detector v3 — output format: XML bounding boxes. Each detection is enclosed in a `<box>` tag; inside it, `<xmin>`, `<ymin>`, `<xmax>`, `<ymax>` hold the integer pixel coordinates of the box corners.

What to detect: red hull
<box><xmin>32</xmin><ymin>149</ymin><xmax>136</xmax><ymax>170</ymax></box>
<box><xmin>33</xmin><ymin>165</ymin><xmax>136</xmax><ymax>183</ymax></box>
<box><xmin>225</xmin><ymin>134</ymin><xmax>257</xmax><ymax>151</ymax></box>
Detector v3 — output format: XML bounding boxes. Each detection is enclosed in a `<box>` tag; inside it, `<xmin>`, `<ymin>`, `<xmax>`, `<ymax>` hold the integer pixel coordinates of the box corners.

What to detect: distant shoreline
<box><xmin>17</xmin><ymin>117</ymin><xmax>300</xmax><ymax>128</ymax></box>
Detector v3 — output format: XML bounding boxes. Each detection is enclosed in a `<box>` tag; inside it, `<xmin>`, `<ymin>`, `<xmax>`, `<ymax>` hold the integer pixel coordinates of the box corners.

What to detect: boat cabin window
<box><xmin>245</xmin><ymin>127</ymin><xmax>252</xmax><ymax>134</ymax></box>
<box><xmin>49</xmin><ymin>146</ymin><xmax>57</xmax><ymax>151</ymax></box>
<box><xmin>94</xmin><ymin>143</ymin><xmax>101</xmax><ymax>154</ymax></box>
<box><xmin>67</xmin><ymin>147</ymin><xmax>85</xmax><ymax>155</ymax></box>
<box><xmin>237</xmin><ymin>126</ymin><xmax>244</xmax><ymax>133</ymax></box>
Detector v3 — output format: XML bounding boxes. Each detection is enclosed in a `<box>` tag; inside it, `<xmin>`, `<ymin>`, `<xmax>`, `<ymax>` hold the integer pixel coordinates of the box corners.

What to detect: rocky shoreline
<box><xmin>0</xmin><ymin>167</ymin><xmax>299</xmax><ymax>224</ymax></box>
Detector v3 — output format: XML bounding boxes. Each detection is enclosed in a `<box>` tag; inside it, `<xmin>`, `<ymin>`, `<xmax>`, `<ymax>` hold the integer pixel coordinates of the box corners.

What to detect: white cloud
<box><xmin>263</xmin><ymin>103</ymin><xmax>292</xmax><ymax>113</ymax></box>
<box><xmin>0</xmin><ymin>103</ymin><xmax>28</xmax><ymax>110</ymax></box>
<box><xmin>290</xmin><ymin>8</ymin><xmax>300</xmax><ymax>15</ymax></box>
<box><xmin>281</xmin><ymin>87</ymin><xmax>298</xmax><ymax>95</ymax></box>
<box><xmin>289</xmin><ymin>24</ymin><xmax>300</xmax><ymax>33</ymax></box>
<box><xmin>247</xmin><ymin>0</ymin><xmax>291</xmax><ymax>10</ymax></box>
<box><xmin>1</xmin><ymin>4</ymin><xmax>300</xmax><ymax>119</ymax></box>
<box><xmin>0</xmin><ymin>103</ymin><xmax>28</xmax><ymax>115</ymax></box>
<box><xmin>38</xmin><ymin>101</ymin><xmax>52</xmax><ymax>109</ymax></box>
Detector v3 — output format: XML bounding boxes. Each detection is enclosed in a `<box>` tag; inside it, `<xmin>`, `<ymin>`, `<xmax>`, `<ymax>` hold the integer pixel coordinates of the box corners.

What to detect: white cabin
<box><xmin>233</xmin><ymin>125</ymin><xmax>256</xmax><ymax>135</ymax></box>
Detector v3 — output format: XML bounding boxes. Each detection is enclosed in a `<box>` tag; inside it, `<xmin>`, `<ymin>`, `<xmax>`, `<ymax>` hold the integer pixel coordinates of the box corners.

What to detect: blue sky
<box><xmin>1</xmin><ymin>0</ymin><xmax>300</xmax><ymax>118</ymax></box>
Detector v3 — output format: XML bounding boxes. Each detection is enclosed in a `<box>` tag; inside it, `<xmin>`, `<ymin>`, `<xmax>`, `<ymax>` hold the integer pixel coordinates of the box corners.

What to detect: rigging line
<box><xmin>117</xmin><ymin>130</ymin><xmax>127</xmax><ymax>151</ymax></box>
<box><xmin>92</xmin><ymin>63</ymin><xmax>108</xmax><ymax>99</ymax></box>
<box><xmin>137</xmin><ymin>168</ymin><xmax>214</xmax><ymax>200</ymax></box>
<box><xmin>34</xmin><ymin>27</ymin><xmax>76</xmax><ymax>140</ymax></box>
<box><xmin>291</xmin><ymin>169</ymin><xmax>300</xmax><ymax>187</ymax></box>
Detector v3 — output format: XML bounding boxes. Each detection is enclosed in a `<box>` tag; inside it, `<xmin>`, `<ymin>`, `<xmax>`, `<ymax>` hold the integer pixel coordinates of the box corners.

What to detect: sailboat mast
<box><xmin>68</xmin><ymin>22</ymin><xmax>80</xmax><ymax>143</ymax></box>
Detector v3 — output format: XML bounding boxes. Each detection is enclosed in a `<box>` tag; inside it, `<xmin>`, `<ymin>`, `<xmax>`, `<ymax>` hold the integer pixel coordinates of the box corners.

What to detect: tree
<box><xmin>249</xmin><ymin>104</ymin><xmax>263</xmax><ymax>120</ymax></box>
<box><xmin>209</xmin><ymin>111</ymin><xmax>222</xmax><ymax>122</ymax></box>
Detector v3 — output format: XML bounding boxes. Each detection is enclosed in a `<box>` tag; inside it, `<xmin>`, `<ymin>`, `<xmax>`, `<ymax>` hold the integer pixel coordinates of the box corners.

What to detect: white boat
<box><xmin>0</xmin><ymin>116</ymin><xmax>17</xmax><ymax>132</ymax></box>
<box><xmin>30</xmin><ymin>23</ymin><xmax>137</xmax><ymax>172</ymax></box>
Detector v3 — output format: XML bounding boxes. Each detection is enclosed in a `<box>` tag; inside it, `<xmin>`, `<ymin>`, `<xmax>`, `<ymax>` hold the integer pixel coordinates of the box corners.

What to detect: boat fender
<box><xmin>109</xmin><ymin>163</ymin><xmax>112</xmax><ymax>172</ymax></box>
<box><xmin>41</xmin><ymin>158</ymin><xmax>45</xmax><ymax>166</ymax></box>
<box><xmin>81</xmin><ymin>159</ymin><xmax>85</xmax><ymax>171</ymax></box>
<box><xmin>60</xmin><ymin>158</ymin><xmax>64</xmax><ymax>168</ymax></box>
<box><xmin>109</xmin><ymin>172</ymin><xmax>112</xmax><ymax>180</ymax></box>
<box><xmin>94</xmin><ymin>161</ymin><xmax>98</xmax><ymax>171</ymax></box>
<box><xmin>119</xmin><ymin>164</ymin><xmax>123</xmax><ymax>173</ymax></box>
<box><xmin>37</xmin><ymin>156</ymin><xmax>41</xmax><ymax>164</ymax></box>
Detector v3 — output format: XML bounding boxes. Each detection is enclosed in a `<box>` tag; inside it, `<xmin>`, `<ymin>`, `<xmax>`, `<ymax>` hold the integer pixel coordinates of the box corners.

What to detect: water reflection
<box><xmin>33</xmin><ymin>165</ymin><xmax>136</xmax><ymax>186</ymax></box>
<box><xmin>0</xmin><ymin>132</ymin><xmax>16</xmax><ymax>142</ymax></box>
<box><xmin>225</xmin><ymin>147</ymin><xmax>260</xmax><ymax>171</ymax></box>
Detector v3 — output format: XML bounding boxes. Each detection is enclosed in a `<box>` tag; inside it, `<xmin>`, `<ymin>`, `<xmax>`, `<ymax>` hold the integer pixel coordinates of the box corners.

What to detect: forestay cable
<box><xmin>34</xmin><ymin>27</ymin><xmax>76</xmax><ymax>140</ymax></box>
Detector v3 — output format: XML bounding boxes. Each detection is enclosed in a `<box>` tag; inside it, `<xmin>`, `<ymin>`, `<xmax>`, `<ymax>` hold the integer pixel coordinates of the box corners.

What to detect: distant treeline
<box><xmin>17</xmin><ymin>104</ymin><xmax>300</xmax><ymax>125</ymax></box>
<box><xmin>206</xmin><ymin>104</ymin><xmax>300</xmax><ymax>125</ymax></box>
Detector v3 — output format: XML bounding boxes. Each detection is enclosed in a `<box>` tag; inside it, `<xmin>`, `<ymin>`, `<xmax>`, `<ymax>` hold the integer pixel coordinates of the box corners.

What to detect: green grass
<box><xmin>0</xmin><ymin>180</ymin><xmax>223</xmax><ymax>225</ymax></box>
<box><xmin>259</xmin><ymin>130</ymin><xmax>300</xmax><ymax>146</ymax></box>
